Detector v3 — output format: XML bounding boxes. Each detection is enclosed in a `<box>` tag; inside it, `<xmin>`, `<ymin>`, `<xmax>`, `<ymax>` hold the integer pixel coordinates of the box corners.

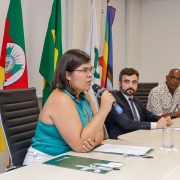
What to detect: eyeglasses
<box><xmin>168</xmin><ymin>76</ymin><xmax>180</xmax><ymax>82</ymax></box>
<box><xmin>74</xmin><ymin>67</ymin><xmax>95</xmax><ymax>76</ymax></box>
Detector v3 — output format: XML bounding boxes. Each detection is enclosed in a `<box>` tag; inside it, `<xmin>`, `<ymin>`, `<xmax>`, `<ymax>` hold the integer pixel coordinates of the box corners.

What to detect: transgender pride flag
<box><xmin>99</xmin><ymin>4</ymin><xmax>116</xmax><ymax>90</ymax></box>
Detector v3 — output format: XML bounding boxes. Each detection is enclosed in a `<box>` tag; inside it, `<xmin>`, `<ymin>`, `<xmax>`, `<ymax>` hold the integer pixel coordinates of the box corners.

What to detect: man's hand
<box><xmin>175</xmin><ymin>110</ymin><xmax>180</xmax><ymax>117</ymax></box>
<box><xmin>165</xmin><ymin>116</ymin><xmax>173</xmax><ymax>126</ymax></box>
<box><xmin>157</xmin><ymin>117</ymin><xmax>168</xmax><ymax>128</ymax></box>
<box><xmin>82</xmin><ymin>138</ymin><xmax>97</xmax><ymax>153</ymax></box>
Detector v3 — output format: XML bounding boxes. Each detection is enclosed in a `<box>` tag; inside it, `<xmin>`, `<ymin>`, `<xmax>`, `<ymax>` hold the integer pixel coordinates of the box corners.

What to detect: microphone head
<box><xmin>92</xmin><ymin>84</ymin><xmax>101</xmax><ymax>94</ymax></box>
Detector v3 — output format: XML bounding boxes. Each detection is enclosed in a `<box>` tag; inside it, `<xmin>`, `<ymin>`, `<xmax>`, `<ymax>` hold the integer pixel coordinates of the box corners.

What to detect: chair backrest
<box><xmin>0</xmin><ymin>87</ymin><xmax>40</xmax><ymax>167</ymax></box>
<box><xmin>134</xmin><ymin>82</ymin><xmax>158</xmax><ymax>107</ymax></box>
<box><xmin>109</xmin><ymin>89</ymin><xmax>118</xmax><ymax>97</ymax></box>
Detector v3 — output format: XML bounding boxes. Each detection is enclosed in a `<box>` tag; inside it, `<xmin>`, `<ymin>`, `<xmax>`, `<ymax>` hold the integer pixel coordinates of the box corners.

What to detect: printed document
<box><xmin>93</xmin><ymin>144</ymin><xmax>152</xmax><ymax>156</ymax></box>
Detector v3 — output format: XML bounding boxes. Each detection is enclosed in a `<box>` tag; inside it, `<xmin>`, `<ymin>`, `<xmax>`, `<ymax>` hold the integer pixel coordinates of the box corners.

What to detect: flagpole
<box><xmin>107</xmin><ymin>0</ymin><xmax>110</xmax><ymax>6</ymax></box>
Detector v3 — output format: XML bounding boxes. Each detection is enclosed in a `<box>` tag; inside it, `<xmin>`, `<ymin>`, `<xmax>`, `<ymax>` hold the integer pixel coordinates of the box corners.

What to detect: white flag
<box><xmin>85</xmin><ymin>0</ymin><xmax>100</xmax><ymax>110</ymax></box>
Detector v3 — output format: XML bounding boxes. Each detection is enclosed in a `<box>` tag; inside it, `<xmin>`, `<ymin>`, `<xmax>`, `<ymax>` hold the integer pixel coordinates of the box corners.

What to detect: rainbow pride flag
<box><xmin>99</xmin><ymin>5</ymin><xmax>116</xmax><ymax>90</ymax></box>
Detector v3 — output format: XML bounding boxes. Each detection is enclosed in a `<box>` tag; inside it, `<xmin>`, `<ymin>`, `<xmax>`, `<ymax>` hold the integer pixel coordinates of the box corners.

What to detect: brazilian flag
<box><xmin>39</xmin><ymin>0</ymin><xmax>62</xmax><ymax>106</ymax></box>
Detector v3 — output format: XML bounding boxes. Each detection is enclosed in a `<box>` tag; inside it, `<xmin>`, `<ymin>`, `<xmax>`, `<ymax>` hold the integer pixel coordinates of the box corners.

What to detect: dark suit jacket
<box><xmin>106</xmin><ymin>91</ymin><xmax>160</xmax><ymax>139</ymax></box>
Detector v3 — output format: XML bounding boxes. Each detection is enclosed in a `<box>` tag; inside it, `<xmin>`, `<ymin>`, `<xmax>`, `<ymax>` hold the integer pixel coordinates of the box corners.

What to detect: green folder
<box><xmin>43</xmin><ymin>155</ymin><xmax>124</xmax><ymax>174</ymax></box>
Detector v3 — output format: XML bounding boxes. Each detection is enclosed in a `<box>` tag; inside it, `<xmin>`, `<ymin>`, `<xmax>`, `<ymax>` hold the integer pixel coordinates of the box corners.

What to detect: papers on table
<box><xmin>93</xmin><ymin>144</ymin><xmax>153</xmax><ymax>156</ymax></box>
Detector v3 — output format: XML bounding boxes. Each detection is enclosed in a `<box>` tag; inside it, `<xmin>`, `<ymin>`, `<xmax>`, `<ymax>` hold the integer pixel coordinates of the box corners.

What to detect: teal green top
<box><xmin>31</xmin><ymin>89</ymin><xmax>93</xmax><ymax>156</ymax></box>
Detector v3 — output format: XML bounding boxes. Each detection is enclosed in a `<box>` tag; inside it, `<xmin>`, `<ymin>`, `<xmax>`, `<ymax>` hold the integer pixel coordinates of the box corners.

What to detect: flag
<box><xmin>0</xmin><ymin>0</ymin><xmax>28</xmax><ymax>89</ymax></box>
<box><xmin>0</xmin><ymin>126</ymin><xmax>6</xmax><ymax>152</ymax></box>
<box><xmin>99</xmin><ymin>4</ymin><xmax>116</xmax><ymax>90</ymax></box>
<box><xmin>0</xmin><ymin>0</ymin><xmax>28</xmax><ymax>152</ymax></box>
<box><xmin>39</xmin><ymin>0</ymin><xmax>62</xmax><ymax>106</ymax></box>
<box><xmin>85</xmin><ymin>0</ymin><xmax>100</xmax><ymax>109</ymax></box>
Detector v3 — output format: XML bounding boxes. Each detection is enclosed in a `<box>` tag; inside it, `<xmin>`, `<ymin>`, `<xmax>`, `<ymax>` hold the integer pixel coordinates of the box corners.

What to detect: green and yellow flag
<box><xmin>39</xmin><ymin>0</ymin><xmax>62</xmax><ymax>106</ymax></box>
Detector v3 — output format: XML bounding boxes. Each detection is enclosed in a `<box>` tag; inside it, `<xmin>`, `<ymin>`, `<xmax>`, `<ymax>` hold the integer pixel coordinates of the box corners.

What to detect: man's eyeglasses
<box><xmin>169</xmin><ymin>76</ymin><xmax>180</xmax><ymax>82</ymax></box>
<box><xmin>74</xmin><ymin>67</ymin><xmax>95</xmax><ymax>76</ymax></box>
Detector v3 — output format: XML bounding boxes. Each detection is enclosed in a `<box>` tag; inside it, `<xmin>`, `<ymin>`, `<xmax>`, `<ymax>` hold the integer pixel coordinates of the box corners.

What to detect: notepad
<box><xmin>43</xmin><ymin>155</ymin><xmax>124</xmax><ymax>174</ymax></box>
<box><xmin>93</xmin><ymin>144</ymin><xmax>153</xmax><ymax>156</ymax></box>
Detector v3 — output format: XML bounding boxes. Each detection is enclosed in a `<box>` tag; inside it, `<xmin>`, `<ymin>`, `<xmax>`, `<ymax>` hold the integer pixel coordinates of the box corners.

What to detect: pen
<box><xmin>98</xmin><ymin>165</ymin><xmax>120</xmax><ymax>170</ymax></box>
<box><xmin>92</xmin><ymin>164</ymin><xmax>120</xmax><ymax>170</ymax></box>
<box><xmin>123</xmin><ymin>154</ymin><xmax>154</xmax><ymax>158</ymax></box>
<box><xmin>143</xmin><ymin>156</ymin><xmax>154</xmax><ymax>158</ymax></box>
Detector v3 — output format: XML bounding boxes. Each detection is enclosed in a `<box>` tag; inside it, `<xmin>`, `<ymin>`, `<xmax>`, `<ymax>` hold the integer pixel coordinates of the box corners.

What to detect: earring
<box><xmin>68</xmin><ymin>80</ymin><xmax>71</xmax><ymax>88</ymax></box>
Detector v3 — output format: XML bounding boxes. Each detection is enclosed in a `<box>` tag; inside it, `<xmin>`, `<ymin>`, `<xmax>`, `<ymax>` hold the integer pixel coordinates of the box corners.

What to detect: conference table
<box><xmin>118</xmin><ymin>118</ymin><xmax>180</xmax><ymax>145</ymax></box>
<box><xmin>0</xmin><ymin>120</ymin><xmax>180</xmax><ymax>180</ymax></box>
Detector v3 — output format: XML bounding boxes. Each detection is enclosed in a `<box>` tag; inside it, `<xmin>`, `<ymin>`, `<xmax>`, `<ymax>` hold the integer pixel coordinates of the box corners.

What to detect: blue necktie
<box><xmin>128</xmin><ymin>98</ymin><xmax>139</xmax><ymax>121</ymax></box>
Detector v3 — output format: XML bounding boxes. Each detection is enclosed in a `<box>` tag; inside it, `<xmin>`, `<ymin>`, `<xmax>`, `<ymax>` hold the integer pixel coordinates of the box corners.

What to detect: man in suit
<box><xmin>106</xmin><ymin>68</ymin><xmax>173</xmax><ymax>139</ymax></box>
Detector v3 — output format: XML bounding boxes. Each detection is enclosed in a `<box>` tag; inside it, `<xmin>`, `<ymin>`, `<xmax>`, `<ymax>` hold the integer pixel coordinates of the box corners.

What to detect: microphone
<box><xmin>92</xmin><ymin>84</ymin><xmax>123</xmax><ymax>114</ymax></box>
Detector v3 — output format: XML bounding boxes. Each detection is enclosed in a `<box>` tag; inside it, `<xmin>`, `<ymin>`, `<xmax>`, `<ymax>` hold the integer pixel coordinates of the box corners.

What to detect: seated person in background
<box><xmin>23</xmin><ymin>49</ymin><xmax>115</xmax><ymax>165</ymax></box>
<box><xmin>147</xmin><ymin>69</ymin><xmax>180</xmax><ymax>118</ymax></box>
<box><xmin>106</xmin><ymin>68</ymin><xmax>173</xmax><ymax>139</ymax></box>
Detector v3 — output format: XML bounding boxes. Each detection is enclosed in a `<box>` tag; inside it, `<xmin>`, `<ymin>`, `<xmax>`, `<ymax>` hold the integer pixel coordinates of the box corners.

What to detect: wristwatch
<box><xmin>172</xmin><ymin>111</ymin><xmax>176</xmax><ymax>118</ymax></box>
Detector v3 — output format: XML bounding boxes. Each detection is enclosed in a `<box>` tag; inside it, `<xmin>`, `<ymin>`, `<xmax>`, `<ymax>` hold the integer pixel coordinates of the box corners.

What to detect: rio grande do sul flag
<box><xmin>0</xmin><ymin>0</ymin><xmax>28</xmax><ymax>90</ymax></box>
<box><xmin>39</xmin><ymin>0</ymin><xmax>62</xmax><ymax>106</ymax></box>
<box><xmin>85</xmin><ymin>0</ymin><xmax>100</xmax><ymax>109</ymax></box>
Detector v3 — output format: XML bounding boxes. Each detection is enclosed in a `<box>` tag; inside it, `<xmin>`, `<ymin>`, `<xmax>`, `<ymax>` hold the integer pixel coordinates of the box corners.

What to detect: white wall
<box><xmin>23</xmin><ymin>0</ymin><xmax>53</xmax><ymax>97</ymax></box>
<box><xmin>125</xmin><ymin>0</ymin><xmax>142</xmax><ymax>71</ymax></box>
<box><xmin>140</xmin><ymin>0</ymin><xmax>180</xmax><ymax>83</ymax></box>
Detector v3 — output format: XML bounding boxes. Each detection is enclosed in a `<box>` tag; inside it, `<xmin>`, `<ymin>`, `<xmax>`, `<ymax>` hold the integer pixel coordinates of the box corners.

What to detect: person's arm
<box><xmin>144</xmin><ymin>98</ymin><xmax>174</xmax><ymax>121</ymax></box>
<box><xmin>137</xmin><ymin>98</ymin><xmax>173</xmax><ymax>127</ymax></box>
<box><xmin>107</xmin><ymin>97</ymin><xmax>152</xmax><ymax>132</ymax></box>
<box><xmin>156</xmin><ymin>117</ymin><xmax>172</xmax><ymax>128</ymax></box>
<box><xmin>144</xmin><ymin>108</ymin><xmax>160</xmax><ymax>122</ymax></box>
<box><xmin>81</xmin><ymin>92</ymin><xmax>105</xmax><ymax>152</ymax></box>
<box><xmin>108</xmin><ymin>107</ymin><xmax>151</xmax><ymax>132</ymax></box>
<box><xmin>151</xmin><ymin>116</ymin><xmax>173</xmax><ymax>129</ymax></box>
<box><xmin>161</xmin><ymin>111</ymin><xmax>180</xmax><ymax>118</ymax></box>
<box><xmin>107</xmin><ymin>96</ymin><xmax>171</xmax><ymax>132</ymax></box>
<box><xmin>46</xmin><ymin>90</ymin><xmax>114</xmax><ymax>153</ymax></box>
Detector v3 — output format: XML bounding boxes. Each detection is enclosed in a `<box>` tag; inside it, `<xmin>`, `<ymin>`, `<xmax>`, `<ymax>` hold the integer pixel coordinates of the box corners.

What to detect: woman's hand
<box><xmin>100</xmin><ymin>90</ymin><xmax>115</xmax><ymax>114</ymax></box>
<box><xmin>82</xmin><ymin>138</ymin><xmax>97</xmax><ymax>153</ymax></box>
